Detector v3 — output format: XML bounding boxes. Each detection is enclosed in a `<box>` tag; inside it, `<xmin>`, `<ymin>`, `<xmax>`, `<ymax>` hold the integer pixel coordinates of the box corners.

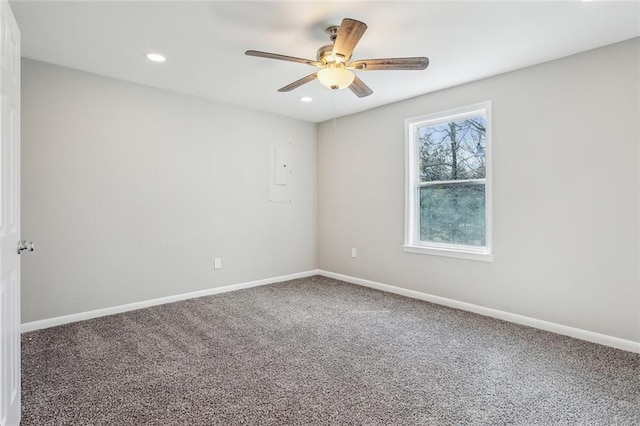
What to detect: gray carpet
<box><xmin>22</xmin><ymin>276</ymin><xmax>639</xmax><ymax>425</ymax></box>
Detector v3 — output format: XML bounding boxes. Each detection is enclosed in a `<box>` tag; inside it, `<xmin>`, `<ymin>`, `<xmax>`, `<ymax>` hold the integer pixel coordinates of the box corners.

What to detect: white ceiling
<box><xmin>9</xmin><ymin>0</ymin><xmax>640</xmax><ymax>123</ymax></box>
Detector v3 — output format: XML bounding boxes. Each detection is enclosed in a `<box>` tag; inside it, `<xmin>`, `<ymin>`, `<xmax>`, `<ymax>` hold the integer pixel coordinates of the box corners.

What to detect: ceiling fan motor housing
<box><xmin>317</xmin><ymin>44</ymin><xmax>349</xmax><ymax>65</ymax></box>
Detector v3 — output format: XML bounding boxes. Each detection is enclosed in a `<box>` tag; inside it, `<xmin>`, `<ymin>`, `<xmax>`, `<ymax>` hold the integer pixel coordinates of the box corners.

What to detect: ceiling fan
<box><xmin>245</xmin><ymin>18</ymin><xmax>429</xmax><ymax>98</ymax></box>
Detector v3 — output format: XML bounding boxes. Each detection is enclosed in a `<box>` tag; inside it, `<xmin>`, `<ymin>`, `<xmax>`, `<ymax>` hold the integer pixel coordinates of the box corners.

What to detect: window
<box><xmin>404</xmin><ymin>102</ymin><xmax>492</xmax><ymax>261</ymax></box>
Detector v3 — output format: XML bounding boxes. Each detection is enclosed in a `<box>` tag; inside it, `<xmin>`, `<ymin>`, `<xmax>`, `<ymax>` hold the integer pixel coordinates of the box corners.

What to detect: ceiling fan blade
<box><xmin>350</xmin><ymin>57</ymin><xmax>430</xmax><ymax>71</ymax></box>
<box><xmin>245</xmin><ymin>50</ymin><xmax>319</xmax><ymax>66</ymax></box>
<box><xmin>332</xmin><ymin>18</ymin><xmax>367</xmax><ymax>60</ymax></box>
<box><xmin>278</xmin><ymin>73</ymin><xmax>318</xmax><ymax>92</ymax></box>
<box><xmin>348</xmin><ymin>75</ymin><xmax>373</xmax><ymax>98</ymax></box>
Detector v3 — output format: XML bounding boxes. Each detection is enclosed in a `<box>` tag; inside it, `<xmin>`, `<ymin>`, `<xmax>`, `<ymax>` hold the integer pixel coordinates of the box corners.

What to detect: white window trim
<box><xmin>403</xmin><ymin>101</ymin><xmax>493</xmax><ymax>262</ymax></box>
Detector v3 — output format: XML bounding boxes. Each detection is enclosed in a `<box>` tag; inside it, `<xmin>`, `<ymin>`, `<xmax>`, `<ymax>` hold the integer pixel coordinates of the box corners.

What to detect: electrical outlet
<box><xmin>214</xmin><ymin>258</ymin><xmax>222</xmax><ymax>270</ymax></box>
<box><xmin>351</xmin><ymin>248</ymin><xmax>357</xmax><ymax>258</ymax></box>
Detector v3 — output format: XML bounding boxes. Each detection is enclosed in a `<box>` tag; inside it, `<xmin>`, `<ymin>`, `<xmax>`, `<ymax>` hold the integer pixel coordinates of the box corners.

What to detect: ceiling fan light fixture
<box><xmin>317</xmin><ymin>66</ymin><xmax>354</xmax><ymax>90</ymax></box>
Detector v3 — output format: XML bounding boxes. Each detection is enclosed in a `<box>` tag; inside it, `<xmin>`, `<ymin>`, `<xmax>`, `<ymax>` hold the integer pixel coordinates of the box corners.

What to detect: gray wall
<box><xmin>22</xmin><ymin>39</ymin><xmax>640</xmax><ymax>343</ymax></box>
<box><xmin>21</xmin><ymin>59</ymin><xmax>317</xmax><ymax>323</ymax></box>
<box><xmin>318</xmin><ymin>38</ymin><xmax>640</xmax><ymax>342</ymax></box>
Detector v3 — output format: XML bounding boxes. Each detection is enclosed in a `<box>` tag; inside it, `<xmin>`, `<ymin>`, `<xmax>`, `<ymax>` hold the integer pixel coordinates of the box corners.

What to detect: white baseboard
<box><xmin>21</xmin><ymin>269</ymin><xmax>321</xmax><ymax>333</ymax></box>
<box><xmin>22</xmin><ymin>268</ymin><xmax>639</xmax><ymax>354</ymax></box>
<box><xmin>318</xmin><ymin>270</ymin><xmax>640</xmax><ymax>354</ymax></box>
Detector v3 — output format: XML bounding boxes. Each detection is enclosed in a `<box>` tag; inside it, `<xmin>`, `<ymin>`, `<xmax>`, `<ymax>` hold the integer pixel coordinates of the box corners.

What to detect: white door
<box><xmin>0</xmin><ymin>0</ymin><xmax>20</xmax><ymax>424</ymax></box>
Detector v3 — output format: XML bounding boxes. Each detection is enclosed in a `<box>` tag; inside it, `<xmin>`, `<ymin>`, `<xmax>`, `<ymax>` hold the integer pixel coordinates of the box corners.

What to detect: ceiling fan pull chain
<box><xmin>332</xmin><ymin>91</ymin><xmax>337</xmax><ymax>133</ymax></box>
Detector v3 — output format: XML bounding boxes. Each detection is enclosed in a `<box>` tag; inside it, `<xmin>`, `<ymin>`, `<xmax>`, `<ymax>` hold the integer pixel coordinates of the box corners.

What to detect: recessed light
<box><xmin>145</xmin><ymin>53</ymin><xmax>166</xmax><ymax>63</ymax></box>
<box><xmin>299</xmin><ymin>96</ymin><xmax>313</xmax><ymax>103</ymax></box>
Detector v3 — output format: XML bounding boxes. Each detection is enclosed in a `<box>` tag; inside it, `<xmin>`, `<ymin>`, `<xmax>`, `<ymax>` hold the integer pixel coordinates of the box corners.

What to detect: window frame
<box><xmin>403</xmin><ymin>101</ymin><xmax>493</xmax><ymax>262</ymax></box>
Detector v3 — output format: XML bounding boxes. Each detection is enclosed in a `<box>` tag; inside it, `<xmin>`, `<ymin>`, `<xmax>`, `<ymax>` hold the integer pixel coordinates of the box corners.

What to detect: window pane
<box><xmin>418</xmin><ymin>115</ymin><xmax>486</xmax><ymax>182</ymax></box>
<box><xmin>419</xmin><ymin>184</ymin><xmax>485</xmax><ymax>246</ymax></box>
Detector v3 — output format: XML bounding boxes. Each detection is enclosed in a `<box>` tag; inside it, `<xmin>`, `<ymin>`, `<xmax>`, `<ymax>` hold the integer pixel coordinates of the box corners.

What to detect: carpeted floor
<box><xmin>22</xmin><ymin>276</ymin><xmax>639</xmax><ymax>425</ymax></box>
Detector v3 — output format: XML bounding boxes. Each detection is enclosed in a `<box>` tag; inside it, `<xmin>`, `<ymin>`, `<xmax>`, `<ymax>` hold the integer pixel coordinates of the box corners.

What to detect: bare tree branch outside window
<box><xmin>418</xmin><ymin>116</ymin><xmax>486</xmax><ymax>246</ymax></box>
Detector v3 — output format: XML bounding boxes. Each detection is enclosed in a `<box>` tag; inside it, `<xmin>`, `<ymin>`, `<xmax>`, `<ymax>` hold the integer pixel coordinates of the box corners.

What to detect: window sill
<box><xmin>402</xmin><ymin>244</ymin><xmax>494</xmax><ymax>262</ymax></box>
